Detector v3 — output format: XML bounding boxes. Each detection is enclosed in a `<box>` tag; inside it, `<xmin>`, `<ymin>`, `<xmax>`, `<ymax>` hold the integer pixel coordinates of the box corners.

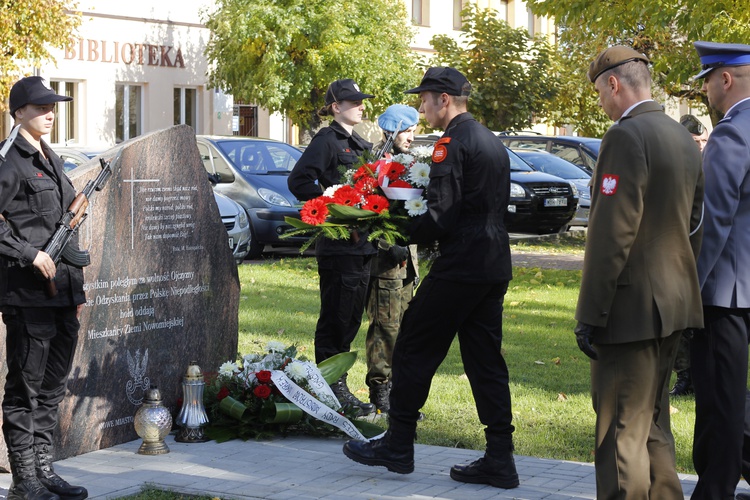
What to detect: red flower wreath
<box><xmin>332</xmin><ymin>185</ymin><xmax>361</xmax><ymax>206</ymax></box>
<box><xmin>300</xmin><ymin>197</ymin><xmax>329</xmax><ymax>225</ymax></box>
<box><xmin>362</xmin><ymin>195</ymin><xmax>390</xmax><ymax>214</ymax></box>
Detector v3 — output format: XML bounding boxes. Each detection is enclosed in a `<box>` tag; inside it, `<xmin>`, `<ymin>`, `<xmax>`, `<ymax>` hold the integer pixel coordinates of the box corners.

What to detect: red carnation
<box><xmin>362</xmin><ymin>195</ymin><xmax>389</xmax><ymax>214</ymax></box>
<box><xmin>385</xmin><ymin>162</ymin><xmax>406</xmax><ymax>181</ymax></box>
<box><xmin>332</xmin><ymin>185</ymin><xmax>361</xmax><ymax>206</ymax></box>
<box><xmin>355</xmin><ymin>177</ymin><xmax>377</xmax><ymax>194</ymax></box>
<box><xmin>253</xmin><ymin>385</ymin><xmax>272</xmax><ymax>399</ymax></box>
<box><xmin>256</xmin><ymin>370</ymin><xmax>272</xmax><ymax>383</ymax></box>
<box><xmin>216</xmin><ymin>386</ymin><xmax>230</xmax><ymax>401</ymax></box>
<box><xmin>389</xmin><ymin>179</ymin><xmax>412</xmax><ymax>188</ymax></box>
<box><xmin>300</xmin><ymin>197</ymin><xmax>329</xmax><ymax>225</ymax></box>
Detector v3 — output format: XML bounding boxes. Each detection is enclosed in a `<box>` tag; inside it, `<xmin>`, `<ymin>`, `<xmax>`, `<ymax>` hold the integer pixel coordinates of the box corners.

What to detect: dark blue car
<box><xmin>196</xmin><ymin>136</ymin><xmax>305</xmax><ymax>258</ymax></box>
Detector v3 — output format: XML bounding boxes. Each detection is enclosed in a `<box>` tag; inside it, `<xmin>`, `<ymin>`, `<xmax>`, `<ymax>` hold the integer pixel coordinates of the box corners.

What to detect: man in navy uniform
<box><xmin>342</xmin><ymin>67</ymin><xmax>519</xmax><ymax>489</ymax></box>
<box><xmin>690</xmin><ymin>41</ymin><xmax>750</xmax><ymax>500</ymax></box>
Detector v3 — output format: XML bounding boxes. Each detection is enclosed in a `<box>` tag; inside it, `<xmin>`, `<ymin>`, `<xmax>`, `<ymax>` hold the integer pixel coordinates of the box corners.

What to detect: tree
<box><xmin>203</xmin><ymin>0</ymin><xmax>422</xmax><ymax>142</ymax></box>
<box><xmin>526</xmin><ymin>0</ymin><xmax>750</xmax><ymax>125</ymax></box>
<box><xmin>0</xmin><ymin>0</ymin><xmax>80</xmax><ymax>113</ymax></box>
<box><xmin>429</xmin><ymin>5</ymin><xmax>559</xmax><ymax>132</ymax></box>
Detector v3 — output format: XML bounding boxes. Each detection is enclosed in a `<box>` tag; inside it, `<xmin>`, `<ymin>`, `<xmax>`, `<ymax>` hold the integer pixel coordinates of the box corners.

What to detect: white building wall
<box><xmin>3</xmin><ymin>0</ymin><xmax>547</xmax><ymax>145</ymax></box>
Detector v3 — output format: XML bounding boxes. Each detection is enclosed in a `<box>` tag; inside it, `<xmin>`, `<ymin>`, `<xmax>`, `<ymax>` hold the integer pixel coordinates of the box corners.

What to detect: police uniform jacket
<box><xmin>696</xmin><ymin>98</ymin><xmax>750</xmax><ymax>308</ymax></box>
<box><xmin>288</xmin><ymin>121</ymin><xmax>377</xmax><ymax>257</ymax></box>
<box><xmin>0</xmin><ymin>133</ymin><xmax>85</xmax><ymax>307</ymax></box>
<box><xmin>576</xmin><ymin>101</ymin><xmax>704</xmax><ymax>344</ymax></box>
<box><xmin>409</xmin><ymin>113</ymin><xmax>511</xmax><ymax>283</ymax></box>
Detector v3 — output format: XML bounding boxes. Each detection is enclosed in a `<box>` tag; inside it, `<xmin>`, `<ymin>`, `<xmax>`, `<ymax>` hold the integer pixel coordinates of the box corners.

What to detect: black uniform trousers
<box><xmin>314</xmin><ymin>254</ymin><xmax>372</xmax><ymax>363</ymax></box>
<box><xmin>2</xmin><ymin>306</ymin><xmax>80</xmax><ymax>452</ymax></box>
<box><xmin>388</xmin><ymin>275</ymin><xmax>513</xmax><ymax>446</ymax></box>
<box><xmin>691</xmin><ymin>305</ymin><xmax>750</xmax><ymax>500</ymax></box>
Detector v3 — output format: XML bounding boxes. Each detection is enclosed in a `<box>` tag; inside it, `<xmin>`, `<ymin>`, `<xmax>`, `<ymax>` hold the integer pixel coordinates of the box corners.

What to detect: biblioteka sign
<box><xmin>64</xmin><ymin>38</ymin><xmax>186</xmax><ymax>68</ymax></box>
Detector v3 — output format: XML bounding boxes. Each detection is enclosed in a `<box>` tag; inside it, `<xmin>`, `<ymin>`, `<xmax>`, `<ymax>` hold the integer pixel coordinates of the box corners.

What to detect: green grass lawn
<box><xmin>231</xmin><ymin>235</ymin><xmax>699</xmax><ymax>474</ymax></box>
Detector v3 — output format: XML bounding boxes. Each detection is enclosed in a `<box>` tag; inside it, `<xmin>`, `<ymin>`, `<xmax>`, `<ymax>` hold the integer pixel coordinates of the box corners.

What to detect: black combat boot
<box><xmin>34</xmin><ymin>444</ymin><xmax>88</xmax><ymax>500</ymax></box>
<box><xmin>669</xmin><ymin>369</ymin><xmax>694</xmax><ymax>396</ymax></box>
<box><xmin>450</xmin><ymin>434</ymin><xmax>519</xmax><ymax>489</ymax></box>
<box><xmin>8</xmin><ymin>448</ymin><xmax>60</xmax><ymax>500</ymax></box>
<box><xmin>331</xmin><ymin>374</ymin><xmax>375</xmax><ymax>416</ymax></box>
<box><xmin>343</xmin><ymin>429</ymin><xmax>415</xmax><ymax>474</ymax></box>
<box><xmin>369</xmin><ymin>381</ymin><xmax>391</xmax><ymax>413</ymax></box>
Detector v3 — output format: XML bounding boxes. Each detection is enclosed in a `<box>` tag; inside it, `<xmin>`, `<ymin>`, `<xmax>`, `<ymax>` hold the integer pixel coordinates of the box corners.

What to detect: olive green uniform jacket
<box><xmin>576</xmin><ymin>100</ymin><xmax>704</xmax><ymax>344</ymax></box>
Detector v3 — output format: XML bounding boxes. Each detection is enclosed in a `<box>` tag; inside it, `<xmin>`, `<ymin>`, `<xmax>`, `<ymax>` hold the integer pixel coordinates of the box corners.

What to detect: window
<box><xmin>49</xmin><ymin>81</ymin><xmax>76</xmax><ymax>144</ymax></box>
<box><xmin>174</xmin><ymin>87</ymin><xmax>198</xmax><ymax>130</ymax></box>
<box><xmin>412</xmin><ymin>0</ymin><xmax>429</xmax><ymax>26</ymax></box>
<box><xmin>453</xmin><ymin>0</ymin><xmax>465</xmax><ymax>29</ymax></box>
<box><xmin>528</xmin><ymin>7</ymin><xmax>541</xmax><ymax>36</ymax></box>
<box><xmin>115</xmin><ymin>84</ymin><xmax>142</xmax><ymax>143</ymax></box>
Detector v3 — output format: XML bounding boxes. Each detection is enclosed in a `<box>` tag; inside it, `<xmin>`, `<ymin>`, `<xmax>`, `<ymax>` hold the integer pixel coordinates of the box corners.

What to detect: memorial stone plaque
<box><xmin>0</xmin><ymin>125</ymin><xmax>240</xmax><ymax>469</ymax></box>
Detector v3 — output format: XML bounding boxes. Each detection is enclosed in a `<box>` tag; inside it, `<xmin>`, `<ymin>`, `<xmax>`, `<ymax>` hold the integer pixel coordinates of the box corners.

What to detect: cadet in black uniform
<box><xmin>342</xmin><ymin>67</ymin><xmax>519</xmax><ymax>489</ymax></box>
<box><xmin>287</xmin><ymin>79</ymin><xmax>377</xmax><ymax>416</ymax></box>
<box><xmin>0</xmin><ymin>76</ymin><xmax>89</xmax><ymax>500</ymax></box>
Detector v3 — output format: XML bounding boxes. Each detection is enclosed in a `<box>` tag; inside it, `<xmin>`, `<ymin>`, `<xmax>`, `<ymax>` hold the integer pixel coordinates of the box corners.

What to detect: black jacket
<box><xmin>0</xmin><ymin>133</ymin><xmax>85</xmax><ymax>307</ymax></box>
<box><xmin>288</xmin><ymin>121</ymin><xmax>377</xmax><ymax>257</ymax></box>
<box><xmin>410</xmin><ymin>113</ymin><xmax>512</xmax><ymax>283</ymax></box>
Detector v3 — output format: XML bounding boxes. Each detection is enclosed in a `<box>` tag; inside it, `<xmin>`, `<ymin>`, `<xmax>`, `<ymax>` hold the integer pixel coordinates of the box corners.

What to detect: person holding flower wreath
<box><xmin>365</xmin><ymin>104</ymin><xmax>421</xmax><ymax>414</ymax></box>
<box><xmin>287</xmin><ymin>78</ymin><xmax>377</xmax><ymax>417</ymax></box>
<box><xmin>343</xmin><ymin>67</ymin><xmax>519</xmax><ymax>489</ymax></box>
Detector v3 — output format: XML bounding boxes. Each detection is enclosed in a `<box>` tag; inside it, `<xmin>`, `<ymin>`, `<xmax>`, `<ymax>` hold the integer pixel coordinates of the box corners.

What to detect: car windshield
<box><xmin>216</xmin><ymin>140</ymin><xmax>302</xmax><ymax>175</ymax></box>
<box><xmin>506</xmin><ymin>148</ymin><xmax>534</xmax><ymax>172</ymax></box>
<box><xmin>515</xmin><ymin>151</ymin><xmax>590</xmax><ymax>180</ymax></box>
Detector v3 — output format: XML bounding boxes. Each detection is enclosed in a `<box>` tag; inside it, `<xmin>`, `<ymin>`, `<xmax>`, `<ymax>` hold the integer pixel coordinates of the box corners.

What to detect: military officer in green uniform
<box><xmin>574</xmin><ymin>46</ymin><xmax>704</xmax><ymax>499</ymax></box>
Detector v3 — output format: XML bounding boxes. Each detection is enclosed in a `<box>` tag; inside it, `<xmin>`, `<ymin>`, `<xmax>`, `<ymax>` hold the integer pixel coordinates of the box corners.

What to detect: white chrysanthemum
<box><xmin>392</xmin><ymin>153</ymin><xmax>414</xmax><ymax>166</ymax></box>
<box><xmin>266</xmin><ymin>341</ymin><xmax>287</xmax><ymax>353</ymax></box>
<box><xmin>408</xmin><ymin>162</ymin><xmax>431</xmax><ymax>188</ymax></box>
<box><xmin>323</xmin><ymin>184</ymin><xmax>343</xmax><ymax>198</ymax></box>
<box><xmin>405</xmin><ymin>197</ymin><xmax>428</xmax><ymax>217</ymax></box>
<box><xmin>410</xmin><ymin>145</ymin><xmax>434</xmax><ymax>162</ymax></box>
<box><xmin>218</xmin><ymin>361</ymin><xmax>239</xmax><ymax>377</ymax></box>
<box><xmin>284</xmin><ymin>361</ymin><xmax>308</xmax><ymax>382</ymax></box>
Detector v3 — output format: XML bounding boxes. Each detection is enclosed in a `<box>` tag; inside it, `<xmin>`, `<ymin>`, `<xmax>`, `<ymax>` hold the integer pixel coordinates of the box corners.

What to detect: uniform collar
<box><xmin>444</xmin><ymin>112</ymin><xmax>474</xmax><ymax>134</ymax></box>
<box><xmin>617</xmin><ymin>100</ymin><xmax>662</xmax><ymax>124</ymax></box>
<box><xmin>722</xmin><ymin>96</ymin><xmax>750</xmax><ymax>120</ymax></box>
<box><xmin>11</xmin><ymin>133</ymin><xmax>60</xmax><ymax>179</ymax></box>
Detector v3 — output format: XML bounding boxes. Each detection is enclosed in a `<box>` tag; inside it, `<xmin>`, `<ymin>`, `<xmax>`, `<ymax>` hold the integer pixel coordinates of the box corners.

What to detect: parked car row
<box><xmin>54</xmin><ymin>145</ymin><xmax>253</xmax><ymax>265</ymax></box>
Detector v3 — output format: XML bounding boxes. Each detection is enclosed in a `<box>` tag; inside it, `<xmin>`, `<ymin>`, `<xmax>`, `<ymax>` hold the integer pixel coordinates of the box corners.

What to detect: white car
<box><xmin>212</xmin><ymin>191</ymin><xmax>251</xmax><ymax>265</ymax></box>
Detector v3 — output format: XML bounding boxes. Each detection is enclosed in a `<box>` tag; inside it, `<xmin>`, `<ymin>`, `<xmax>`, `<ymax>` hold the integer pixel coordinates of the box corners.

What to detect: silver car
<box><xmin>214</xmin><ymin>191</ymin><xmax>252</xmax><ymax>264</ymax></box>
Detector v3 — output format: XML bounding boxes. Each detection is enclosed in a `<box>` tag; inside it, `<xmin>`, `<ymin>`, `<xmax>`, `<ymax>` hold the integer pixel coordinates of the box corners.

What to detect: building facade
<box><xmin>1</xmin><ymin>0</ymin><xmax>551</xmax><ymax>146</ymax></box>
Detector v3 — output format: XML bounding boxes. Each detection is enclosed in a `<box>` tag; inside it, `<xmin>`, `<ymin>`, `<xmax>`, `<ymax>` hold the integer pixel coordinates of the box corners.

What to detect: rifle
<box><xmin>373</xmin><ymin>119</ymin><xmax>403</xmax><ymax>160</ymax></box>
<box><xmin>42</xmin><ymin>150</ymin><xmax>120</xmax><ymax>296</ymax></box>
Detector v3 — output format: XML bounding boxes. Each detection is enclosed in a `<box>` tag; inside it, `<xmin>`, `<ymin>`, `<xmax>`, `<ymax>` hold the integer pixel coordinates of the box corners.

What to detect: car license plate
<box><xmin>228</xmin><ymin>237</ymin><xmax>234</xmax><ymax>249</ymax></box>
<box><xmin>544</xmin><ymin>197</ymin><xmax>567</xmax><ymax>207</ymax></box>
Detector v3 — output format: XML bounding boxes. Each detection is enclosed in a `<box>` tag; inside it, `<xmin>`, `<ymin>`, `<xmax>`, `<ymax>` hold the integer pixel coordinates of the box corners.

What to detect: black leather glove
<box><xmin>385</xmin><ymin>245</ymin><xmax>409</xmax><ymax>267</ymax></box>
<box><xmin>574</xmin><ymin>322</ymin><xmax>598</xmax><ymax>360</ymax></box>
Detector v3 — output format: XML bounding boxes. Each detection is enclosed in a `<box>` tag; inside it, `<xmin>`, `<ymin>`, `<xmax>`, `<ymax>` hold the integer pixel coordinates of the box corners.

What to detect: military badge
<box><xmin>601</xmin><ymin>174</ymin><xmax>619</xmax><ymax>195</ymax></box>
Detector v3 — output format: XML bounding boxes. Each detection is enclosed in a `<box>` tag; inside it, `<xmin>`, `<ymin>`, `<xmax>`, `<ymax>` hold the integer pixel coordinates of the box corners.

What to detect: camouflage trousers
<box><xmin>672</xmin><ymin>330</ymin><xmax>691</xmax><ymax>373</ymax></box>
<box><xmin>365</xmin><ymin>276</ymin><xmax>414</xmax><ymax>387</ymax></box>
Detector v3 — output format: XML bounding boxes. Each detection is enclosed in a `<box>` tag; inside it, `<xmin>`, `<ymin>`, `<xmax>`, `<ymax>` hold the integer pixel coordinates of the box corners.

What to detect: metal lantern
<box><xmin>175</xmin><ymin>361</ymin><xmax>209</xmax><ymax>443</ymax></box>
<box><xmin>134</xmin><ymin>385</ymin><xmax>172</xmax><ymax>454</ymax></box>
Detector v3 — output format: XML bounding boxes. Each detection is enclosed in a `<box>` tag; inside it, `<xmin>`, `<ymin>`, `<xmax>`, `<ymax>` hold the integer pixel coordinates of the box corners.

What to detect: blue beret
<box><xmin>694</xmin><ymin>41</ymin><xmax>750</xmax><ymax>79</ymax></box>
<box><xmin>377</xmin><ymin>104</ymin><xmax>419</xmax><ymax>132</ymax></box>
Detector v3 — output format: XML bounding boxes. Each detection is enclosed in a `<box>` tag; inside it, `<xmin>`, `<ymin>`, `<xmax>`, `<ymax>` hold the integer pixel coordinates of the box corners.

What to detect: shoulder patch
<box><xmin>432</xmin><ymin>144</ymin><xmax>448</xmax><ymax>163</ymax></box>
<box><xmin>600</xmin><ymin>174</ymin><xmax>619</xmax><ymax>196</ymax></box>
<box><xmin>435</xmin><ymin>137</ymin><xmax>451</xmax><ymax>146</ymax></box>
